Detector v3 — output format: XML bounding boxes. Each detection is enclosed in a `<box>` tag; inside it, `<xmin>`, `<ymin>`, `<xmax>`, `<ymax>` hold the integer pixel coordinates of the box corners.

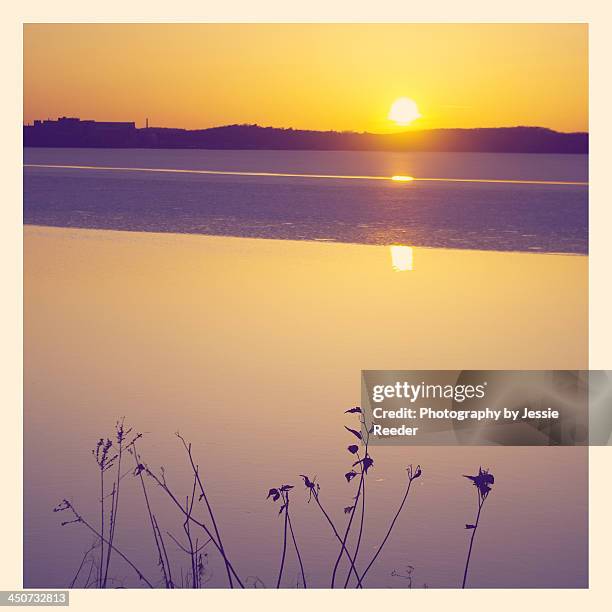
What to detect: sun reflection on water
<box><xmin>390</xmin><ymin>245</ymin><xmax>414</xmax><ymax>271</ymax></box>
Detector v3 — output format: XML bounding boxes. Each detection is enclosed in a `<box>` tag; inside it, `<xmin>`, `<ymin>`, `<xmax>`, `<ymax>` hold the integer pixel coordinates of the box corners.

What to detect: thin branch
<box><xmin>287</xmin><ymin>512</ymin><xmax>307</xmax><ymax>588</ymax></box>
<box><xmin>309</xmin><ymin>488</ymin><xmax>362</xmax><ymax>587</ymax></box>
<box><xmin>344</xmin><ymin>471</ymin><xmax>366</xmax><ymax>588</ymax></box>
<box><xmin>462</xmin><ymin>494</ymin><xmax>485</xmax><ymax>588</ymax></box>
<box><xmin>356</xmin><ymin>465</ymin><xmax>420</xmax><ymax>587</ymax></box>
<box><xmin>143</xmin><ymin>466</ymin><xmax>245</xmax><ymax>588</ymax></box>
<box><xmin>276</xmin><ymin>494</ymin><xmax>289</xmax><ymax>588</ymax></box>
<box><xmin>131</xmin><ymin>442</ymin><xmax>173</xmax><ymax>587</ymax></box>
<box><xmin>55</xmin><ymin>500</ymin><xmax>154</xmax><ymax>588</ymax></box>
<box><xmin>333</xmin><ymin>421</ymin><xmax>370</xmax><ymax>588</ymax></box>
<box><xmin>176</xmin><ymin>433</ymin><xmax>234</xmax><ymax>588</ymax></box>
<box><xmin>69</xmin><ymin>541</ymin><xmax>97</xmax><ymax>588</ymax></box>
<box><xmin>166</xmin><ymin>530</ymin><xmax>211</xmax><ymax>555</ymax></box>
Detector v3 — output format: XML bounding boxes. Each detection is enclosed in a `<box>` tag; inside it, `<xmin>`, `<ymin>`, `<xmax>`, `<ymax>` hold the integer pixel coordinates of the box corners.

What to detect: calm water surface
<box><xmin>24</xmin><ymin>228</ymin><xmax>588</xmax><ymax>589</ymax></box>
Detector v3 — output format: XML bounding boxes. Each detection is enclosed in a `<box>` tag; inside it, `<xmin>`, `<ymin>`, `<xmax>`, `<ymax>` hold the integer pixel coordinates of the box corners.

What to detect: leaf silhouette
<box><xmin>345</xmin><ymin>470</ymin><xmax>357</xmax><ymax>483</ymax></box>
<box><xmin>344</xmin><ymin>426</ymin><xmax>362</xmax><ymax>440</ymax></box>
<box><xmin>465</xmin><ymin>524</ymin><xmax>476</xmax><ymax>529</ymax></box>
<box><xmin>280</xmin><ymin>484</ymin><xmax>294</xmax><ymax>492</ymax></box>
<box><xmin>300</xmin><ymin>475</ymin><xmax>315</xmax><ymax>489</ymax></box>
<box><xmin>345</xmin><ymin>407</ymin><xmax>362</xmax><ymax>414</ymax></box>
<box><xmin>344</xmin><ymin>506</ymin><xmax>354</xmax><ymax>514</ymax></box>
<box><xmin>267</xmin><ymin>488</ymin><xmax>280</xmax><ymax>501</ymax></box>
<box><xmin>352</xmin><ymin>457</ymin><xmax>374</xmax><ymax>474</ymax></box>
<box><xmin>464</xmin><ymin>467</ymin><xmax>494</xmax><ymax>498</ymax></box>
<box><xmin>347</xmin><ymin>444</ymin><xmax>359</xmax><ymax>454</ymax></box>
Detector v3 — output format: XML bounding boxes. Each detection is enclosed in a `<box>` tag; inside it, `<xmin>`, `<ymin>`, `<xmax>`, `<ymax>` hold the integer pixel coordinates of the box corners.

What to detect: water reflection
<box><xmin>390</xmin><ymin>245</ymin><xmax>414</xmax><ymax>271</ymax></box>
<box><xmin>24</xmin><ymin>227</ymin><xmax>588</xmax><ymax>588</ymax></box>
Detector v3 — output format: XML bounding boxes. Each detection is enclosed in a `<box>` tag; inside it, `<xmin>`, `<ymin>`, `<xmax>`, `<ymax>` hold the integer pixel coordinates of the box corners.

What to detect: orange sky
<box><xmin>23</xmin><ymin>23</ymin><xmax>588</xmax><ymax>133</ymax></box>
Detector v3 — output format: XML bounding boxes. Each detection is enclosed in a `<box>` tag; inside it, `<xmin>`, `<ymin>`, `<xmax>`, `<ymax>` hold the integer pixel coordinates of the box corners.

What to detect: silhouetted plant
<box><xmin>300</xmin><ymin>408</ymin><xmax>422</xmax><ymax>589</ymax></box>
<box><xmin>391</xmin><ymin>564</ymin><xmax>415</xmax><ymax>588</ymax></box>
<box><xmin>165</xmin><ymin>529</ymin><xmax>212</xmax><ymax>588</ymax></box>
<box><xmin>101</xmin><ymin>418</ymin><xmax>133</xmax><ymax>587</ymax></box>
<box><xmin>355</xmin><ymin>463</ymin><xmax>422</xmax><ymax>587</ymax></box>
<box><xmin>461</xmin><ymin>467</ymin><xmax>495</xmax><ymax>588</ymax></box>
<box><xmin>300</xmin><ymin>473</ymin><xmax>362</xmax><ymax>586</ymax></box>
<box><xmin>267</xmin><ymin>484</ymin><xmax>306</xmax><ymax>588</ymax></box>
<box><xmin>184</xmin><ymin>474</ymin><xmax>203</xmax><ymax>587</ymax></box>
<box><xmin>92</xmin><ymin>436</ymin><xmax>116</xmax><ymax>587</ymax></box>
<box><xmin>245</xmin><ymin>576</ymin><xmax>266</xmax><ymax>588</ymax></box>
<box><xmin>71</xmin><ymin>423</ymin><xmax>242</xmax><ymax>588</ymax></box>
<box><xmin>56</xmin><ymin>416</ymin><xmax>433</xmax><ymax>589</ymax></box>
<box><xmin>53</xmin><ymin>499</ymin><xmax>154</xmax><ymax>588</ymax></box>
<box><xmin>331</xmin><ymin>407</ymin><xmax>373</xmax><ymax>588</ymax></box>
<box><xmin>344</xmin><ymin>438</ymin><xmax>370</xmax><ymax>586</ymax></box>
<box><xmin>129</xmin><ymin>435</ymin><xmax>174</xmax><ymax>588</ymax></box>
<box><xmin>68</xmin><ymin>540</ymin><xmax>98</xmax><ymax>588</ymax></box>
<box><xmin>142</xmin><ymin>449</ymin><xmax>245</xmax><ymax>588</ymax></box>
<box><xmin>175</xmin><ymin>432</ymin><xmax>235</xmax><ymax>588</ymax></box>
<box><xmin>286</xmin><ymin>506</ymin><xmax>306</xmax><ymax>587</ymax></box>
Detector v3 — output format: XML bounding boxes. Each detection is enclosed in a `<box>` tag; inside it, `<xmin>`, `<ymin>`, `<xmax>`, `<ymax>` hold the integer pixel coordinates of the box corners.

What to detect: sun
<box><xmin>388</xmin><ymin>97</ymin><xmax>421</xmax><ymax>127</ymax></box>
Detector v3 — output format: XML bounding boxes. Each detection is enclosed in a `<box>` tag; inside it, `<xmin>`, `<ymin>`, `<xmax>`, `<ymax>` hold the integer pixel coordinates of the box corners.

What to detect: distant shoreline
<box><xmin>23</xmin><ymin>146</ymin><xmax>589</xmax><ymax>156</ymax></box>
<box><xmin>23</xmin><ymin>119</ymin><xmax>589</xmax><ymax>154</ymax></box>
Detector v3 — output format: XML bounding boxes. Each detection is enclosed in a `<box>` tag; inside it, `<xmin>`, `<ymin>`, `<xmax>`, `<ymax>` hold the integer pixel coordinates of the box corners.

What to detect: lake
<box><xmin>23</xmin><ymin>149</ymin><xmax>588</xmax><ymax>589</ymax></box>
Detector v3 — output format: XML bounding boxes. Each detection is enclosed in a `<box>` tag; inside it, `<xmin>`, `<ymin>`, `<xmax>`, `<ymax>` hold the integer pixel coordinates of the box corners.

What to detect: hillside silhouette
<box><xmin>24</xmin><ymin>118</ymin><xmax>588</xmax><ymax>153</ymax></box>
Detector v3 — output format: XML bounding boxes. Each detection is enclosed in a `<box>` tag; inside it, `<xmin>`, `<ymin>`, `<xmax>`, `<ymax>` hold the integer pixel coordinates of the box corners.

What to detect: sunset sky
<box><xmin>24</xmin><ymin>23</ymin><xmax>588</xmax><ymax>133</ymax></box>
